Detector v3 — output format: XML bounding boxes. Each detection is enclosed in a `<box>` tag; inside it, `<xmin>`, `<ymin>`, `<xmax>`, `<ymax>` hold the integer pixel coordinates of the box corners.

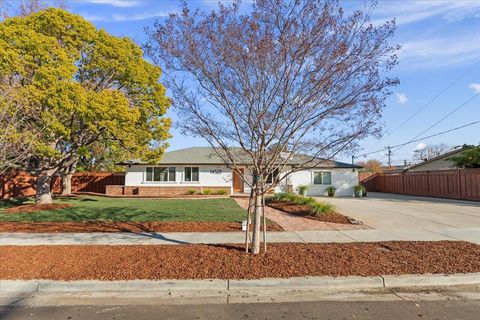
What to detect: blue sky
<box><xmin>47</xmin><ymin>1</ymin><xmax>480</xmax><ymax>164</ymax></box>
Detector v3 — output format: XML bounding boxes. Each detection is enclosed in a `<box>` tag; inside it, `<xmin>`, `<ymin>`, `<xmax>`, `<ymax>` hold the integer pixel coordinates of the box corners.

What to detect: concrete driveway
<box><xmin>319</xmin><ymin>192</ymin><xmax>480</xmax><ymax>230</ymax></box>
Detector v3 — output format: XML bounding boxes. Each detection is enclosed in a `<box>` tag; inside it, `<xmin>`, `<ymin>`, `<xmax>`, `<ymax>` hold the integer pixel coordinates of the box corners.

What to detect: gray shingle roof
<box><xmin>118</xmin><ymin>147</ymin><xmax>361</xmax><ymax>169</ymax></box>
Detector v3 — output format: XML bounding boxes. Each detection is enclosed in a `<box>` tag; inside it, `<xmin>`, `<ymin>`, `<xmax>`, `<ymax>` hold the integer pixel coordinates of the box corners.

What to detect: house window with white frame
<box><xmin>266</xmin><ymin>169</ymin><xmax>279</xmax><ymax>184</ymax></box>
<box><xmin>313</xmin><ymin>171</ymin><xmax>332</xmax><ymax>185</ymax></box>
<box><xmin>145</xmin><ymin>167</ymin><xmax>176</xmax><ymax>182</ymax></box>
<box><xmin>184</xmin><ymin>167</ymin><xmax>199</xmax><ymax>182</ymax></box>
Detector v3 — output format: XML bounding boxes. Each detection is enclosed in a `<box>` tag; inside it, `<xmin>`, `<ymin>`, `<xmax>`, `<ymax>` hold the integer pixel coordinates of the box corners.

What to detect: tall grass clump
<box><xmin>266</xmin><ymin>192</ymin><xmax>334</xmax><ymax>217</ymax></box>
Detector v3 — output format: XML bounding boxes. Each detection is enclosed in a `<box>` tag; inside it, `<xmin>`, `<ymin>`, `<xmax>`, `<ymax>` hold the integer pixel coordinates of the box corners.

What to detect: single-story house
<box><xmin>406</xmin><ymin>147</ymin><xmax>465</xmax><ymax>172</ymax></box>
<box><xmin>108</xmin><ymin>147</ymin><xmax>361</xmax><ymax>197</ymax></box>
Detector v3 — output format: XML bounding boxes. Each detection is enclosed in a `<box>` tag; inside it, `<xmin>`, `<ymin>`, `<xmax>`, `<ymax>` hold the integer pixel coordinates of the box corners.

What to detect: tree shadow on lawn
<box><xmin>0</xmin><ymin>198</ymin><xmax>29</xmax><ymax>209</ymax></box>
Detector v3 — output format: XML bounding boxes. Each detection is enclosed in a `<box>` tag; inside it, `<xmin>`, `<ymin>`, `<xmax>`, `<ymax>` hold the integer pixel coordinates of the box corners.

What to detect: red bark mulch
<box><xmin>267</xmin><ymin>201</ymin><xmax>352</xmax><ymax>224</ymax></box>
<box><xmin>1</xmin><ymin>241</ymin><xmax>479</xmax><ymax>280</ymax></box>
<box><xmin>4</xmin><ymin>203</ymin><xmax>74</xmax><ymax>214</ymax></box>
<box><xmin>0</xmin><ymin>221</ymin><xmax>284</xmax><ymax>233</ymax></box>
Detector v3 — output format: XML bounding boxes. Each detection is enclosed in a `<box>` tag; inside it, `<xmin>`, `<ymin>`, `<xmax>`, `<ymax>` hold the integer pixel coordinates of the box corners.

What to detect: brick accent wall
<box><xmin>105</xmin><ymin>185</ymin><xmax>231</xmax><ymax>196</ymax></box>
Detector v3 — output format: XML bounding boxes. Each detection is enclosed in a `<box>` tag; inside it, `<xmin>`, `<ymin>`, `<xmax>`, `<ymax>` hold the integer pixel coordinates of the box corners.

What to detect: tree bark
<box><xmin>60</xmin><ymin>172</ymin><xmax>73</xmax><ymax>196</ymax></box>
<box><xmin>251</xmin><ymin>190</ymin><xmax>262</xmax><ymax>254</ymax></box>
<box><xmin>35</xmin><ymin>169</ymin><xmax>55</xmax><ymax>204</ymax></box>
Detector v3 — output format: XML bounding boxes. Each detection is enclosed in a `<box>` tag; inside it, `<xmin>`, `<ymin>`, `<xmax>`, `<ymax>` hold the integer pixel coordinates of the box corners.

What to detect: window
<box><xmin>266</xmin><ymin>169</ymin><xmax>279</xmax><ymax>184</ymax></box>
<box><xmin>184</xmin><ymin>167</ymin><xmax>199</xmax><ymax>182</ymax></box>
<box><xmin>313</xmin><ymin>171</ymin><xmax>332</xmax><ymax>185</ymax></box>
<box><xmin>145</xmin><ymin>167</ymin><xmax>176</xmax><ymax>182</ymax></box>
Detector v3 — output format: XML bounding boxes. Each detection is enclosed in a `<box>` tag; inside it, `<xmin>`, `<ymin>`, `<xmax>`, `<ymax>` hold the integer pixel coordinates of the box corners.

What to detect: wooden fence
<box><xmin>361</xmin><ymin>169</ymin><xmax>480</xmax><ymax>201</ymax></box>
<box><xmin>0</xmin><ymin>171</ymin><xmax>125</xmax><ymax>199</ymax></box>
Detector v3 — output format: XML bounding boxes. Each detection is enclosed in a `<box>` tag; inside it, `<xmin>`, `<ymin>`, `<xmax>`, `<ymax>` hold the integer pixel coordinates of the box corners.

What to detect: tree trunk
<box><xmin>61</xmin><ymin>172</ymin><xmax>73</xmax><ymax>196</ymax></box>
<box><xmin>35</xmin><ymin>170</ymin><xmax>55</xmax><ymax>204</ymax></box>
<box><xmin>251</xmin><ymin>191</ymin><xmax>262</xmax><ymax>254</ymax></box>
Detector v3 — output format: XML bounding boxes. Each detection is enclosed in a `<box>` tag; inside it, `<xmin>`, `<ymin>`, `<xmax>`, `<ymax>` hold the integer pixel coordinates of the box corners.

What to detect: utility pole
<box><xmin>351</xmin><ymin>155</ymin><xmax>355</xmax><ymax>166</ymax></box>
<box><xmin>386</xmin><ymin>146</ymin><xmax>392</xmax><ymax>167</ymax></box>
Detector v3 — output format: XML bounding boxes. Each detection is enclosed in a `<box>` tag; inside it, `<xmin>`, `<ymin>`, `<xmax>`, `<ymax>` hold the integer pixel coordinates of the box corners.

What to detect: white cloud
<box><xmin>374</xmin><ymin>1</ymin><xmax>480</xmax><ymax>26</ymax></box>
<box><xmin>469</xmin><ymin>83</ymin><xmax>480</xmax><ymax>93</ymax></box>
<box><xmin>398</xmin><ymin>33</ymin><xmax>480</xmax><ymax>70</ymax></box>
<box><xmin>82</xmin><ymin>10</ymin><xmax>172</xmax><ymax>22</ymax></box>
<box><xmin>75</xmin><ymin>0</ymin><xmax>142</xmax><ymax>7</ymax></box>
<box><xmin>395</xmin><ymin>92</ymin><xmax>408</xmax><ymax>104</ymax></box>
<box><xmin>416</xmin><ymin>143</ymin><xmax>427</xmax><ymax>151</ymax></box>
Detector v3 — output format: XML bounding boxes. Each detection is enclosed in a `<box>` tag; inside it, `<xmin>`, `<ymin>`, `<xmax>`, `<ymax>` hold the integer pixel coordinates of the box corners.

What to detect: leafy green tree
<box><xmin>0</xmin><ymin>8</ymin><xmax>171</xmax><ymax>203</ymax></box>
<box><xmin>449</xmin><ymin>145</ymin><xmax>480</xmax><ymax>169</ymax></box>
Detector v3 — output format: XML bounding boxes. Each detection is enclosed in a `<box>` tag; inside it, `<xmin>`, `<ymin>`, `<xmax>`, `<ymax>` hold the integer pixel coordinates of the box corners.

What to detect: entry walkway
<box><xmin>1</xmin><ymin>227</ymin><xmax>479</xmax><ymax>246</ymax></box>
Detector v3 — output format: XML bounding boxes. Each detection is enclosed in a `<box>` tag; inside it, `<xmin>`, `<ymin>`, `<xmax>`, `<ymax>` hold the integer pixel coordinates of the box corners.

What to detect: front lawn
<box><xmin>0</xmin><ymin>196</ymin><xmax>246</xmax><ymax>223</ymax></box>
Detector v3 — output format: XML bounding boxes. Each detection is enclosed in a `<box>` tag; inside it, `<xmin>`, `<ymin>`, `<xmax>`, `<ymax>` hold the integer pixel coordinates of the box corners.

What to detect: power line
<box><xmin>355</xmin><ymin>61</ymin><xmax>479</xmax><ymax>158</ymax></box>
<box><xmin>358</xmin><ymin>119</ymin><xmax>480</xmax><ymax>160</ymax></box>
<box><xmin>391</xmin><ymin>119</ymin><xmax>480</xmax><ymax>150</ymax></box>
<box><xmin>385</xmin><ymin>61</ymin><xmax>479</xmax><ymax>137</ymax></box>
<box><xmin>356</xmin><ymin>93</ymin><xmax>479</xmax><ymax>158</ymax></box>
<box><xmin>391</xmin><ymin>92</ymin><xmax>480</xmax><ymax>154</ymax></box>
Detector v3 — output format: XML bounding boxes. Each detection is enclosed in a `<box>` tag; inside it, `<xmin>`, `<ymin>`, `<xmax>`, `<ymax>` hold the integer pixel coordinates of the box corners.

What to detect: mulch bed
<box><xmin>4</xmin><ymin>203</ymin><xmax>74</xmax><ymax>214</ymax></box>
<box><xmin>0</xmin><ymin>221</ymin><xmax>284</xmax><ymax>233</ymax></box>
<box><xmin>267</xmin><ymin>201</ymin><xmax>352</xmax><ymax>224</ymax></box>
<box><xmin>1</xmin><ymin>241</ymin><xmax>479</xmax><ymax>280</ymax></box>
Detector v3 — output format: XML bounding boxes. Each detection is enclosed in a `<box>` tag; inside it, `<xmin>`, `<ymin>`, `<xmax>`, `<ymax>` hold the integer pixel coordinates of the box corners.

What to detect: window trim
<box><xmin>266</xmin><ymin>169</ymin><xmax>279</xmax><ymax>184</ymax></box>
<box><xmin>145</xmin><ymin>166</ymin><xmax>176</xmax><ymax>182</ymax></box>
<box><xmin>313</xmin><ymin>171</ymin><xmax>332</xmax><ymax>185</ymax></box>
<box><xmin>184</xmin><ymin>166</ymin><xmax>200</xmax><ymax>182</ymax></box>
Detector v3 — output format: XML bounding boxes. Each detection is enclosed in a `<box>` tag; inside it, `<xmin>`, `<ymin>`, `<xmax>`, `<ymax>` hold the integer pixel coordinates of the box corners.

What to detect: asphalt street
<box><xmin>1</xmin><ymin>300</ymin><xmax>480</xmax><ymax>320</ymax></box>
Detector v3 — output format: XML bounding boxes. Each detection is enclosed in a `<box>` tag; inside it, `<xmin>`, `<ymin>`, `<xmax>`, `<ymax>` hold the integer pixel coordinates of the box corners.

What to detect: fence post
<box><xmin>426</xmin><ymin>171</ymin><xmax>429</xmax><ymax>197</ymax></box>
<box><xmin>457</xmin><ymin>169</ymin><xmax>461</xmax><ymax>200</ymax></box>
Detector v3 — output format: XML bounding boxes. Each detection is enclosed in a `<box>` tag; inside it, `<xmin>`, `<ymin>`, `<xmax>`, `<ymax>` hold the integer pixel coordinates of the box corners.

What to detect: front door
<box><xmin>232</xmin><ymin>169</ymin><xmax>244</xmax><ymax>193</ymax></box>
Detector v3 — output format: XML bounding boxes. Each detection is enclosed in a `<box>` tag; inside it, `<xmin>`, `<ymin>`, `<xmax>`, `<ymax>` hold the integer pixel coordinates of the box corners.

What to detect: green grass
<box><xmin>0</xmin><ymin>196</ymin><xmax>247</xmax><ymax>223</ymax></box>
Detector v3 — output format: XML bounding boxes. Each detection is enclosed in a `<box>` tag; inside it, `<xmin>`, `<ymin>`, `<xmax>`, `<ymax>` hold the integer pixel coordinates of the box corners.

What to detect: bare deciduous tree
<box><xmin>0</xmin><ymin>0</ymin><xmax>67</xmax><ymax>18</ymax></box>
<box><xmin>413</xmin><ymin>143</ymin><xmax>453</xmax><ymax>162</ymax></box>
<box><xmin>146</xmin><ymin>0</ymin><xmax>399</xmax><ymax>254</ymax></box>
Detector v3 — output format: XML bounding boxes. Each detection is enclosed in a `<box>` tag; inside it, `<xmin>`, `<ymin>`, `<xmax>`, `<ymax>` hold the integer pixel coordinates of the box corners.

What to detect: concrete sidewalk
<box><xmin>1</xmin><ymin>227</ymin><xmax>479</xmax><ymax>245</ymax></box>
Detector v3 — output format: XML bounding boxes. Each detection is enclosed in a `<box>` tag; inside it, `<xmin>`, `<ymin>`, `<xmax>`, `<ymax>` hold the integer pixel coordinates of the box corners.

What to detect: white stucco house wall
<box><xmin>111</xmin><ymin>147</ymin><xmax>361</xmax><ymax>197</ymax></box>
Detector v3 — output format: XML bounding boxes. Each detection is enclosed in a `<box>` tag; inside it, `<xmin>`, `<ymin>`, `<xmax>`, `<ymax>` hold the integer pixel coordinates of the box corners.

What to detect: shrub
<box><xmin>353</xmin><ymin>185</ymin><xmax>363</xmax><ymax>197</ymax></box>
<box><xmin>311</xmin><ymin>202</ymin><xmax>333</xmax><ymax>217</ymax></box>
<box><xmin>202</xmin><ymin>188</ymin><xmax>212</xmax><ymax>195</ymax></box>
<box><xmin>298</xmin><ymin>185</ymin><xmax>308</xmax><ymax>196</ymax></box>
<box><xmin>215</xmin><ymin>189</ymin><xmax>227</xmax><ymax>195</ymax></box>
<box><xmin>325</xmin><ymin>186</ymin><xmax>336</xmax><ymax>197</ymax></box>
<box><xmin>186</xmin><ymin>189</ymin><xmax>197</xmax><ymax>195</ymax></box>
<box><xmin>267</xmin><ymin>192</ymin><xmax>334</xmax><ymax>217</ymax></box>
<box><xmin>360</xmin><ymin>184</ymin><xmax>367</xmax><ymax>197</ymax></box>
<box><xmin>297</xmin><ymin>196</ymin><xmax>316</xmax><ymax>206</ymax></box>
<box><xmin>266</xmin><ymin>192</ymin><xmax>287</xmax><ymax>203</ymax></box>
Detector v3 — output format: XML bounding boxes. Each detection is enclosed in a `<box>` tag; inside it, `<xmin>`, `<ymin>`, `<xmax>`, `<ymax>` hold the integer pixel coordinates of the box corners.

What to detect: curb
<box><xmin>2</xmin><ymin>273</ymin><xmax>479</xmax><ymax>295</ymax></box>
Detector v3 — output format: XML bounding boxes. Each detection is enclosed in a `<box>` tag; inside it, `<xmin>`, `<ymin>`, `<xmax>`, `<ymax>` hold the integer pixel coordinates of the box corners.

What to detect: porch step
<box><xmin>230</xmin><ymin>193</ymin><xmax>250</xmax><ymax>198</ymax></box>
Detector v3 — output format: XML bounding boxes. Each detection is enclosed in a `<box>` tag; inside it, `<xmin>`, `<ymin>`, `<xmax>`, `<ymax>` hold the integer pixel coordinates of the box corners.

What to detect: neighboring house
<box><xmin>406</xmin><ymin>147</ymin><xmax>466</xmax><ymax>172</ymax></box>
<box><xmin>109</xmin><ymin>147</ymin><xmax>360</xmax><ymax>197</ymax></box>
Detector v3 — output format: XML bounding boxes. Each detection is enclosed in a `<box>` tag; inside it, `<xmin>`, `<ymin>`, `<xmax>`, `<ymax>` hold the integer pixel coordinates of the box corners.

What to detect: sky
<box><xmin>16</xmin><ymin>0</ymin><xmax>480</xmax><ymax>164</ymax></box>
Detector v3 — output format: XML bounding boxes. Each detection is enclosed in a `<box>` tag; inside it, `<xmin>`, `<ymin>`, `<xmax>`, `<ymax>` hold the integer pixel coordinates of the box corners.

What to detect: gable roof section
<box><xmin>118</xmin><ymin>147</ymin><xmax>360</xmax><ymax>169</ymax></box>
<box><xmin>407</xmin><ymin>147</ymin><xmax>465</xmax><ymax>171</ymax></box>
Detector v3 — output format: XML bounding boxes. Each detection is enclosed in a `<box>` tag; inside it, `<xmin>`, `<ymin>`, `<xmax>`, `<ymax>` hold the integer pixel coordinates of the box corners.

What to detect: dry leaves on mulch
<box><xmin>1</xmin><ymin>241</ymin><xmax>479</xmax><ymax>280</ymax></box>
<box><xmin>0</xmin><ymin>221</ymin><xmax>284</xmax><ymax>233</ymax></box>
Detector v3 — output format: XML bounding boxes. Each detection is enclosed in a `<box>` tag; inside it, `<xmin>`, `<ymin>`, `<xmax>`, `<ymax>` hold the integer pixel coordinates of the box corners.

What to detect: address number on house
<box><xmin>210</xmin><ymin>169</ymin><xmax>223</xmax><ymax>174</ymax></box>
